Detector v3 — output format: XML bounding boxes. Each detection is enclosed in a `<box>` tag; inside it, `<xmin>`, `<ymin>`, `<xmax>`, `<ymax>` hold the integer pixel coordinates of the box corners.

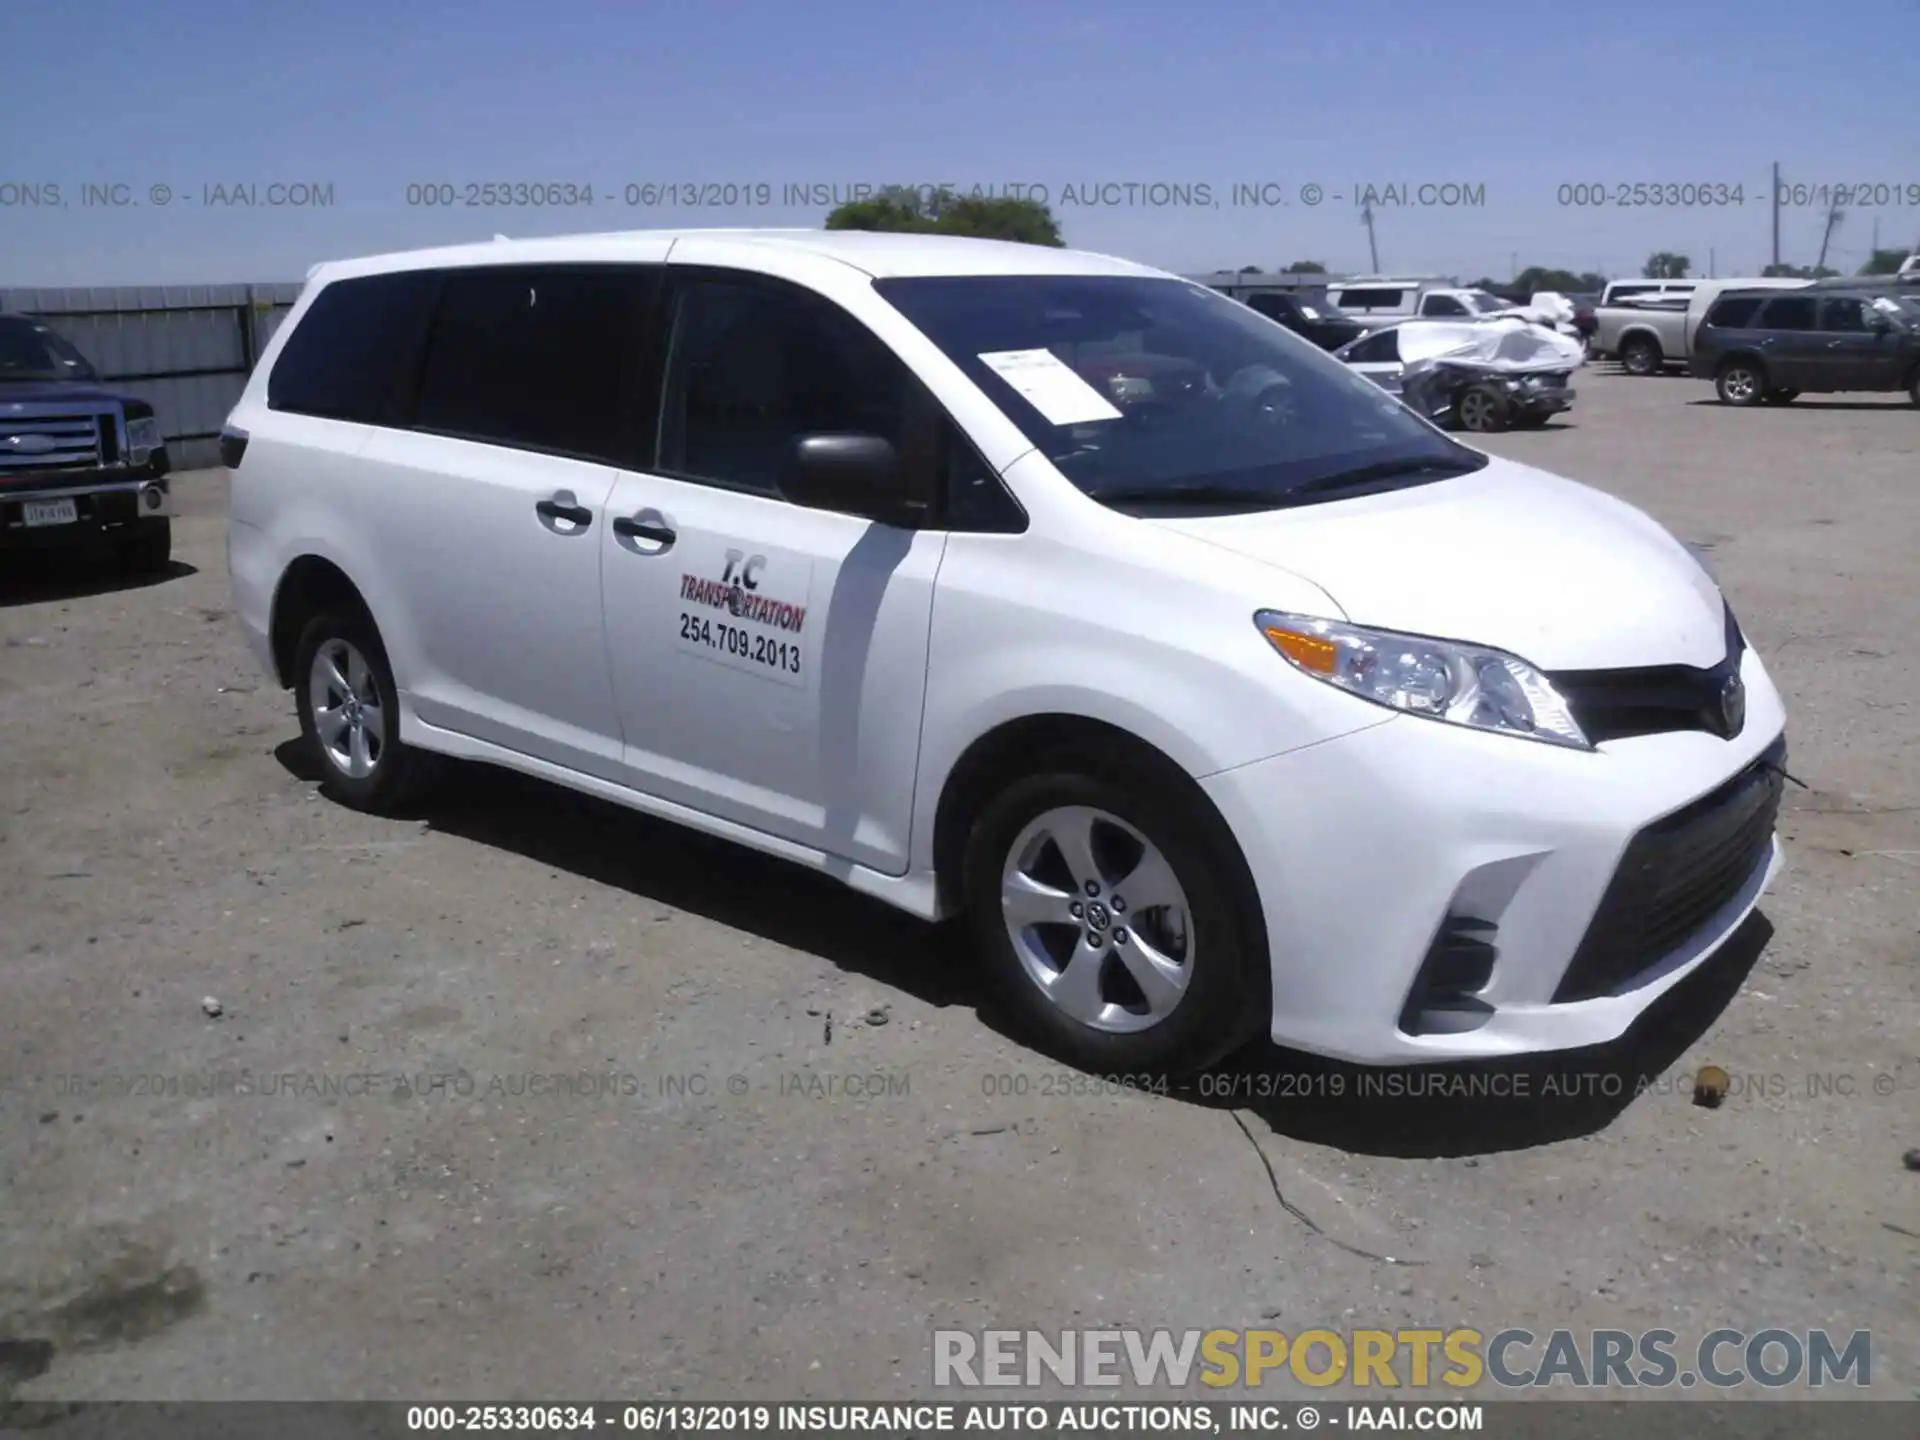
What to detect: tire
<box><xmin>1908</xmin><ymin>369</ymin><xmax>1920</xmax><ymax>407</ymax></box>
<box><xmin>1619</xmin><ymin>335</ymin><xmax>1662</xmax><ymax>375</ymax></box>
<box><xmin>116</xmin><ymin>518</ymin><xmax>171</xmax><ymax>575</ymax></box>
<box><xmin>1716</xmin><ymin>359</ymin><xmax>1767</xmax><ymax>407</ymax></box>
<box><xmin>961</xmin><ymin>758</ymin><xmax>1268</xmax><ymax>1076</ymax></box>
<box><xmin>1455</xmin><ymin>384</ymin><xmax>1510</xmax><ymax>433</ymax></box>
<box><xmin>292</xmin><ymin>608</ymin><xmax>438</xmax><ymax>814</ymax></box>
<box><xmin>1761</xmin><ymin>389</ymin><xmax>1799</xmax><ymax>405</ymax></box>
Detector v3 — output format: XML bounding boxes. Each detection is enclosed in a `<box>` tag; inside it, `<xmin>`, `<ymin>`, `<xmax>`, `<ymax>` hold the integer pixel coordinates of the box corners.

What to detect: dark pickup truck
<box><xmin>1</xmin><ymin>312</ymin><xmax>173</xmax><ymax>572</ymax></box>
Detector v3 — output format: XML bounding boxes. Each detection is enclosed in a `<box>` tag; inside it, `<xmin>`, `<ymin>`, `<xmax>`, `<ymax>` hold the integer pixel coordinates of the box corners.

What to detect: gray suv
<box><xmin>1690</xmin><ymin>289</ymin><xmax>1920</xmax><ymax>406</ymax></box>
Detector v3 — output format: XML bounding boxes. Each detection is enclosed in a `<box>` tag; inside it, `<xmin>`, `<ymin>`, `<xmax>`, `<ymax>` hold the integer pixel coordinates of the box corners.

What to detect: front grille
<box><xmin>1548</xmin><ymin>605</ymin><xmax>1745</xmax><ymax>743</ymax></box>
<box><xmin>1552</xmin><ymin>738</ymin><xmax>1785</xmax><ymax>1003</ymax></box>
<box><xmin>0</xmin><ymin>412</ymin><xmax>104</xmax><ymax>472</ymax></box>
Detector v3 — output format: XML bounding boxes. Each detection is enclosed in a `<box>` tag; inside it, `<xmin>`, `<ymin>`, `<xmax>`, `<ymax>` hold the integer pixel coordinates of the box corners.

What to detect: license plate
<box><xmin>23</xmin><ymin>498</ymin><xmax>78</xmax><ymax>527</ymax></box>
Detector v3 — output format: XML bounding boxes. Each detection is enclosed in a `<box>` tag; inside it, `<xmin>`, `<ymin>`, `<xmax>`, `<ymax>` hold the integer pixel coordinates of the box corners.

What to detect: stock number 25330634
<box><xmin>678</xmin><ymin>612</ymin><xmax>802</xmax><ymax>676</ymax></box>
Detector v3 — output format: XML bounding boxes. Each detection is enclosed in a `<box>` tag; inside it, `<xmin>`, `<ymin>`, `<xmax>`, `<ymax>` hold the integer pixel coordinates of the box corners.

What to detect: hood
<box><xmin>1151</xmin><ymin>457</ymin><xmax>1727</xmax><ymax>671</ymax></box>
<box><xmin>0</xmin><ymin>380</ymin><xmax>126</xmax><ymax>407</ymax></box>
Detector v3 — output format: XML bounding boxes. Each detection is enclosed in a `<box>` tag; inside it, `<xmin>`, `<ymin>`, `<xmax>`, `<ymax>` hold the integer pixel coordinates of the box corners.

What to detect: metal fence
<box><xmin>1</xmin><ymin>283</ymin><xmax>304</xmax><ymax>469</ymax></box>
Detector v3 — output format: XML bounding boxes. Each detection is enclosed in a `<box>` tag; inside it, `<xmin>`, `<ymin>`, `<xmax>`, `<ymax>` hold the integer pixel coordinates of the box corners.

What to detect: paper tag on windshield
<box><xmin>977</xmin><ymin>349</ymin><xmax>1123</xmax><ymax>425</ymax></box>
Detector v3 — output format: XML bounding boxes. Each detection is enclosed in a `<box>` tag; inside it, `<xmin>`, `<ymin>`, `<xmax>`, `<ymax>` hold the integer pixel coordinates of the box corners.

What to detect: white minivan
<box><xmin>224</xmin><ymin>229</ymin><xmax>1787</xmax><ymax>1073</ymax></box>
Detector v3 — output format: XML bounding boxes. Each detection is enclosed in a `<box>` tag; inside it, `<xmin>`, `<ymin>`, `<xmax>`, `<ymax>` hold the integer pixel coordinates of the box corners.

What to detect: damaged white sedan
<box><xmin>1335</xmin><ymin>318</ymin><xmax>1587</xmax><ymax>432</ymax></box>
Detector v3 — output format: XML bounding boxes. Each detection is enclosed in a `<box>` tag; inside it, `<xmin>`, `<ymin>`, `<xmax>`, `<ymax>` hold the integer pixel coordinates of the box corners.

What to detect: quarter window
<box><xmin>1705</xmin><ymin>296</ymin><xmax>1764</xmax><ymax>329</ymax></box>
<box><xmin>268</xmin><ymin>271</ymin><xmax>440</xmax><ymax>424</ymax></box>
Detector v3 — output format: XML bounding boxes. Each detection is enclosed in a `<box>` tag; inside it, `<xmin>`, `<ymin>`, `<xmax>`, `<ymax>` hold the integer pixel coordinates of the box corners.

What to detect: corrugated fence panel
<box><xmin>3</xmin><ymin>283</ymin><xmax>306</xmax><ymax>465</ymax></box>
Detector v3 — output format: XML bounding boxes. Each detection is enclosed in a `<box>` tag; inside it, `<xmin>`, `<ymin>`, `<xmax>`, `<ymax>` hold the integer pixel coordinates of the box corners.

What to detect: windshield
<box><xmin>0</xmin><ymin>318</ymin><xmax>98</xmax><ymax>382</ymax></box>
<box><xmin>873</xmin><ymin>274</ymin><xmax>1484</xmax><ymax>511</ymax></box>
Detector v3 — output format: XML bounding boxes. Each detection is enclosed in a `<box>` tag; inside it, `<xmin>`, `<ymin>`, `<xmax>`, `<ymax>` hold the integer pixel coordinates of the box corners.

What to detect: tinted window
<box><xmin>1337</xmin><ymin>287</ymin><xmax>1405</xmax><ymax>309</ymax></box>
<box><xmin>876</xmin><ymin>275</ymin><xmax>1483</xmax><ymax>515</ymax></box>
<box><xmin>657</xmin><ymin>277</ymin><xmax>908</xmax><ymax>494</ymax></box>
<box><xmin>1757</xmin><ymin>296</ymin><xmax>1817</xmax><ymax>331</ymax></box>
<box><xmin>1247</xmin><ymin>295</ymin><xmax>1297</xmax><ymax>322</ymax></box>
<box><xmin>1343</xmin><ymin>329</ymin><xmax>1401</xmax><ymax>364</ymax></box>
<box><xmin>269</xmin><ymin>271</ymin><xmax>440</xmax><ymax>423</ymax></box>
<box><xmin>1819</xmin><ymin>297</ymin><xmax>1872</xmax><ymax>332</ymax></box>
<box><xmin>1421</xmin><ymin>295</ymin><xmax>1470</xmax><ymax>317</ymax></box>
<box><xmin>412</xmin><ymin>266</ymin><xmax>644</xmax><ymax>462</ymax></box>
<box><xmin>1606</xmin><ymin>284</ymin><xmax>1655</xmax><ymax>302</ymax></box>
<box><xmin>1705</xmin><ymin>296</ymin><xmax>1765</xmax><ymax>329</ymax></box>
<box><xmin>0</xmin><ymin>317</ymin><xmax>97</xmax><ymax>381</ymax></box>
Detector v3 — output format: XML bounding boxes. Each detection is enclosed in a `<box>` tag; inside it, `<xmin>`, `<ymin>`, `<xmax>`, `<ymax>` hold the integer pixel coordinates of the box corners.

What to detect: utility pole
<box><xmin>1815</xmin><ymin>203</ymin><xmax>1843</xmax><ymax>274</ymax></box>
<box><xmin>1770</xmin><ymin>161</ymin><xmax>1781</xmax><ymax>270</ymax></box>
<box><xmin>1361</xmin><ymin>202</ymin><xmax>1380</xmax><ymax>272</ymax></box>
<box><xmin>1709</xmin><ymin>248</ymin><xmax>1716</xmax><ymax>277</ymax></box>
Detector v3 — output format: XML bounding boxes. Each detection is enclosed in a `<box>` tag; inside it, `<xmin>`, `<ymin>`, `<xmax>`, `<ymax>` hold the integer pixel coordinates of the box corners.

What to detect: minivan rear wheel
<box><xmin>293</xmin><ymin>609</ymin><xmax>438</xmax><ymax>813</ymax></box>
<box><xmin>962</xmin><ymin>761</ymin><xmax>1267</xmax><ymax>1077</ymax></box>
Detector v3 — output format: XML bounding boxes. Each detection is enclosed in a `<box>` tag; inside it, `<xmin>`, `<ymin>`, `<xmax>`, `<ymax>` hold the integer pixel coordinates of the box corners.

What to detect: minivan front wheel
<box><xmin>1717</xmin><ymin>361</ymin><xmax>1766</xmax><ymax>406</ymax></box>
<box><xmin>293</xmin><ymin>610</ymin><xmax>437</xmax><ymax>813</ymax></box>
<box><xmin>962</xmin><ymin>762</ymin><xmax>1267</xmax><ymax>1076</ymax></box>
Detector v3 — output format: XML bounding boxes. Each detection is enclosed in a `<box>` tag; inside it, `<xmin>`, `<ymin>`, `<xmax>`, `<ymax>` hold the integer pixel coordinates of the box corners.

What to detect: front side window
<box><xmin>656</xmin><ymin>276</ymin><xmax>907</xmax><ymax>495</ymax></box>
<box><xmin>1422</xmin><ymin>295</ymin><xmax>1470</xmax><ymax>317</ymax></box>
<box><xmin>1818</xmin><ymin>297</ymin><xmax>1872</xmax><ymax>332</ymax></box>
<box><xmin>876</xmin><ymin>274</ymin><xmax>1483</xmax><ymax>514</ymax></box>
<box><xmin>413</xmin><ymin>267</ymin><xmax>644</xmax><ymax>462</ymax></box>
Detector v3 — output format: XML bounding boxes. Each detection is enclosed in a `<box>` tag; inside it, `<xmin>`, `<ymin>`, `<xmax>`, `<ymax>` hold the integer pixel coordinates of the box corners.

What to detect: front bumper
<box><xmin>0</xmin><ymin>473</ymin><xmax>172</xmax><ymax>549</ymax></box>
<box><xmin>1201</xmin><ymin>646</ymin><xmax>1787</xmax><ymax>1064</ymax></box>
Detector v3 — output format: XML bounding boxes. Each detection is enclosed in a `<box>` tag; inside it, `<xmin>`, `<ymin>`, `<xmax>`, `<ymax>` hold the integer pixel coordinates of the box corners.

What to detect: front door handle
<box><xmin>536</xmin><ymin>497</ymin><xmax>593</xmax><ymax>527</ymax></box>
<box><xmin>613</xmin><ymin>515</ymin><xmax>676</xmax><ymax>547</ymax></box>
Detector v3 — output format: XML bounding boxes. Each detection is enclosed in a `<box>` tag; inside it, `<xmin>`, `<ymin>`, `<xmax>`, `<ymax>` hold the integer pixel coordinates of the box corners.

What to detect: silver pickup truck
<box><xmin>1594</xmin><ymin>278</ymin><xmax>1815</xmax><ymax>376</ymax></box>
<box><xmin>1</xmin><ymin>312</ymin><xmax>173</xmax><ymax>574</ymax></box>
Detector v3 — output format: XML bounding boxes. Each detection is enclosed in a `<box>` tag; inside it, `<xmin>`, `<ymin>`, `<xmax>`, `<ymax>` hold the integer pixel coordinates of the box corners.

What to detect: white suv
<box><xmin>225</xmin><ymin>229</ymin><xmax>1787</xmax><ymax>1072</ymax></box>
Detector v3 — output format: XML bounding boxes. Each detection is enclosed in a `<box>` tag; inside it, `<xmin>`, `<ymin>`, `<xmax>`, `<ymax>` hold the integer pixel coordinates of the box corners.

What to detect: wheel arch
<box><xmin>269</xmin><ymin>554</ymin><xmax>375</xmax><ymax>688</ymax></box>
<box><xmin>929</xmin><ymin>713</ymin><xmax>1265</xmax><ymax>945</ymax></box>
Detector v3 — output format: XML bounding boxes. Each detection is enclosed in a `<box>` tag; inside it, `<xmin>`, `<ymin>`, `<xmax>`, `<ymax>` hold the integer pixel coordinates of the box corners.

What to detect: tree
<box><xmin>824</xmin><ymin>187</ymin><xmax>1063</xmax><ymax>246</ymax></box>
<box><xmin>1860</xmin><ymin>248</ymin><xmax>1910</xmax><ymax>276</ymax></box>
<box><xmin>1642</xmin><ymin>252</ymin><xmax>1691</xmax><ymax>279</ymax></box>
<box><xmin>1238</xmin><ymin>264</ymin><xmax>1264</xmax><ymax>274</ymax></box>
<box><xmin>1512</xmin><ymin>265</ymin><xmax>1608</xmax><ymax>295</ymax></box>
<box><xmin>1282</xmin><ymin>260</ymin><xmax>1327</xmax><ymax>274</ymax></box>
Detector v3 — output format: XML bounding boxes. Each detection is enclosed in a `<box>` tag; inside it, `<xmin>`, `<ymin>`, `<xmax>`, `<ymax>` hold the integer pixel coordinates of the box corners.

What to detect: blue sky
<box><xmin>4</xmin><ymin>0</ymin><xmax>1917</xmax><ymax>287</ymax></box>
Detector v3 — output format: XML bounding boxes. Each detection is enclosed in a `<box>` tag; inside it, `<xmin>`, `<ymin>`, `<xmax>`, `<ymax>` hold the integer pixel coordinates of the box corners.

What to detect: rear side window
<box><xmin>413</xmin><ymin>266</ymin><xmax>647</xmax><ymax>463</ymax></box>
<box><xmin>1343</xmin><ymin>329</ymin><xmax>1400</xmax><ymax>364</ymax></box>
<box><xmin>268</xmin><ymin>271</ymin><xmax>440</xmax><ymax>422</ymax></box>
<box><xmin>1337</xmin><ymin>287</ymin><xmax>1405</xmax><ymax>309</ymax></box>
<box><xmin>1756</xmin><ymin>296</ymin><xmax>1817</xmax><ymax>331</ymax></box>
<box><xmin>1705</xmin><ymin>296</ymin><xmax>1764</xmax><ymax>329</ymax></box>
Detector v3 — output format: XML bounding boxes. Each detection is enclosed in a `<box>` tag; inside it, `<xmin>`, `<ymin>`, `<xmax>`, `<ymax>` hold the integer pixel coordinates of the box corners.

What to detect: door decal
<box><xmin>675</xmin><ymin>547</ymin><xmax>814</xmax><ymax>688</ymax></box>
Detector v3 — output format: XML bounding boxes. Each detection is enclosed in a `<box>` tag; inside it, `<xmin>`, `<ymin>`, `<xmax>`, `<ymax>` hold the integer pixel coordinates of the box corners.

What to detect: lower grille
<box><xmin>1553</xmin><ymin>738</ymin><xmax>1785</xmax><ymax>1003</ymax></box>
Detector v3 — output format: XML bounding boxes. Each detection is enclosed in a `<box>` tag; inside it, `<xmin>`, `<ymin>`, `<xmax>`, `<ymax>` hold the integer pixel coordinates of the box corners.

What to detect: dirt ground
<box><xmin>1</xmin><ymin>371</ymin><xmax>1915</xmax><ymax>1405</ymax></box>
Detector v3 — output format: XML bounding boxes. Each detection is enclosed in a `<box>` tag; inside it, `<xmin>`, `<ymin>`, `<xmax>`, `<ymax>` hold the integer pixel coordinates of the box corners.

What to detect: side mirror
<box><xmin>778</xmin><ymin>433</ymin><xmax>921</xmax><ymax>526</ymax></box>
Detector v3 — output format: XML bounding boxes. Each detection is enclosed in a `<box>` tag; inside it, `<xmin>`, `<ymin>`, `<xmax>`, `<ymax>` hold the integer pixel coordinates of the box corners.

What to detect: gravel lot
<box><xmin>2</xmin><ymin>371</ymin><xmax>1915</xmax><ymax>1405</ymax></box>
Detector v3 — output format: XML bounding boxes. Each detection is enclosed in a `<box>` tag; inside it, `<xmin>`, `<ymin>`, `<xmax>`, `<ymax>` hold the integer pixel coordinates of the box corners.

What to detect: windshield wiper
<box><xmin>1083</xmin><ymin>483</ymin><xmax>1285</xmax><ymax>510</ymax></box>
<box><xmin>1285</xmin><ymin>456</ymin><xmax>1482</xmax><ymax>498</ymax></box>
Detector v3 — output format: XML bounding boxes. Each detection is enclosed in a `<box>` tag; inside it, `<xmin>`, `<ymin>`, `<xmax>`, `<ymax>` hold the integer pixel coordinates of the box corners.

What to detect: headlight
<box><xmin>1255</xmin><ymin>610</ymin><xmax>1590</xmax><ymax>750</ymax></box>
<box><xmin>125</xmin><ymin>416</ymin><xmax>161</xmax><ymax>453</ymax></box>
